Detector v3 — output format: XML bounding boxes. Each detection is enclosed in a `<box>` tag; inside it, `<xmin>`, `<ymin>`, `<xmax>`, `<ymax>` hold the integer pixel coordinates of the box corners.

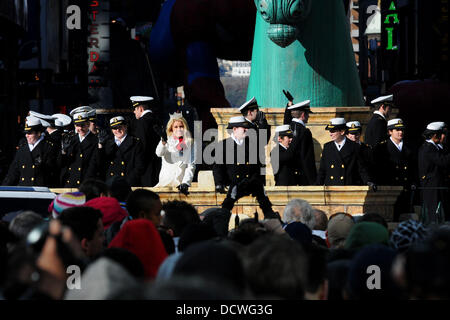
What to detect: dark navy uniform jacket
<box><xmin>2</xmin><ymin>137</ymin><xmax>58</xmax><ymax>186</ymax></box>
<box><xmin>418</xmin><ymin>141</ymin><xmax>450</xmax><ymax>219</ymax></box>
<box><xmin>373</xmin><ymin>139</ymin><xmax>418</xmax><ymax>186</ymax></box>
<box><xmin>213</xmin><ymin>136</ymin><xmax>262</xmax><ymax>188</ymax></box>
<box><xmin>364</xmin><ymin>113</ymin><xmax>387</xmax><ymax>147</ymax></box>
<box><xmin>290</xmin><ymin>120</ymin><xmax>317</xmax><ymax>185</ymax></box>
<box><xmin>271</xmin><ymin>135</ymin><xmax>303</xmax><ymax>186</ymax></box>
<box><xmin>317</xmin><ymin>139</ymin><xmax>369</xmax><ymax>186</ymax></box>
<box><xmin>100</xmin><ymin>135</ymin><xmax>146</xmax><ymax>187</ymax></box>
<box><xmin>133</xmin><ymin>111</ymin><xmax>162</xmax><ymax>187</ymax></box>
<box><xmin>60</xmin><ymin>132</ymin><xmax>100</xmax><ymax>187</ymax></box>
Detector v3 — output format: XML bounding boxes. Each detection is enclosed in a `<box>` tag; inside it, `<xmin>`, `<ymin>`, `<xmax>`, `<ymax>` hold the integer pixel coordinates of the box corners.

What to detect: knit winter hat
<box><xmin>49</xmin><ymin>192</ymin><xmax>86</xmax><ymax>218</ymax></box>
<box><xmin>344</xmin><ymin>222</ymin><xmax>389</xmax><ymax>251</ymax></box>
<box><xmin>108</xmin><ymin>219</ymin><xmax>168</xmax><ymax>280</ymax></box>
<box><xmin>84</xmin><ymin>197</ymin><xmax>128</xmax><ymax>230</ymax></box>
<box><xmin>390</xmin><ymin>219</ymin><xmax>428</xmax><ymax>252</ymax></box>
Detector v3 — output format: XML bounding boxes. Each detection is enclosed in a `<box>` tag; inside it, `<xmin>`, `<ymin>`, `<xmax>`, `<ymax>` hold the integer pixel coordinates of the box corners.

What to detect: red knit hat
<box><xmin>108</xmin><ymin>219</ymin><xmax>168</xmax><ymax>279</ymax></box>
<box><xmin>84</xmin><ymin>197</ymin><xmax>128</xmax><ymax>230</ymax></box>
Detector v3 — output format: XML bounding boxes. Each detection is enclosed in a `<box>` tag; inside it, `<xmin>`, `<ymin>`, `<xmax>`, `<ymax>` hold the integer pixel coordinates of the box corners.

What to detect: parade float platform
<box><xmin>50</xmin><ymin>107</ymin><xmax>404</xmax><ymax>222</ymax></box>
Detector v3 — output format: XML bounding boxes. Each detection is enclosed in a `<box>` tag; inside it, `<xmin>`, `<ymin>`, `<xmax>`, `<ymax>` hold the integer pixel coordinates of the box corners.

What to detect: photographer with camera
<box><xmin>3</xmin><ymin>218</ymin><xmax>88</xmax><ymax>300</ymax></box>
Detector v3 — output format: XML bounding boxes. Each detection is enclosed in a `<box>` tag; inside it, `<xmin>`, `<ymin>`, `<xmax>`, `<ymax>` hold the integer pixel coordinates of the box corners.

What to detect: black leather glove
<box><xmin>215</xmin><ymin>185</ymin><xmax>227</xmax><ymax>194</ymax></box>
<box><xmin>153</xmin><ymin>124</ymin><xmax>167</xmax><ymax>142</ymax></box>
<box><xmin>97</xmin><ymin>128</ymin><xmax>110</xmax><ymax>145</ymax></box>
<box><xmin>283</xmin><ymin>89</ymin><xmax>294</xmax><ymax>102</ymax></box>
<box><xmin>62</xmin><ymin>133</ymin><xmax>73</xmax><ymax>152</ymax></box>
<box><xmin>264</xmin><ymin>210</ymin><xmax>282</xmax><ymax>221</ymax></box>
<box><xmin>367</xmin><ymin>181</ymin><xmax>377</xmax><ymax>192</ymax></box>
<box><xmin>177</xmin><ymin>183</ymin><xmax>190</xmax><ymax>196</ymax></box>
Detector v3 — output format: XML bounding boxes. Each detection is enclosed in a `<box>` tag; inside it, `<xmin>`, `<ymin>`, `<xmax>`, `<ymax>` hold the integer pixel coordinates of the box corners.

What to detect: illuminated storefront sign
<box><xmin>87</xmin><ymin>0</ymin><xmax>111</xmax><ymax>108</ymax></box>
<box><xmin>382</xmin><ymin>0</ymin><xmax>399</xmax><ymax>50</ymax></box>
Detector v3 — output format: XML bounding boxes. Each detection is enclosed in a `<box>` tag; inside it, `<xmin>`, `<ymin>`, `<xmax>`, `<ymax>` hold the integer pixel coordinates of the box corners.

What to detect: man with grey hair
<box><xmin>283</xmin><ymin>199</ymin><xmax>315</xmax><ymax>230</ymax></box>
<box><xmin>9</xmin><ymin>210</ymin><xmax>44</xmax><ymax>239</ymax></box>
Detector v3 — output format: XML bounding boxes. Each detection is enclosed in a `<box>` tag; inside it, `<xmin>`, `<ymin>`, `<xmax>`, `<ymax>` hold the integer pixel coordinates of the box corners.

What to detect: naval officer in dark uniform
<box><xmin>418</xmin><ymin>122</ymin><xmax>450</xmax><ymax>223</ymax></box>
<box><xmin>239</xmin><ymin>97</ymin><xmax>271</xmax><ymax>176</ymax></box>
<box><xmin>373</xmin><ymin>119</ymin><xmax>418</xmax><ymax>186</ymax></box>
<box><xmin>373</xmin><ymin>119</ymin><xmax>418</xmax><ymax>219</ymax></box>
<box><xmin>239</xmin><ymin>96</ymin><xmax>271</xmax><ymax>142</ymax></box>
<box><xmin>317</xmin><ymin>118</ymin><xmax>373</xmax><ymax>187</ymax></box>
<box><xmin>2</xmin><ymin>116</ymin><xmax>58</xmax><ymax>186</ymax></box>
<box><xmin>99</xmin><ymin>116</ymin><xmax>145</xmax><ymax>187</ymax></box>
<box><xmin>365</xmin><ymin>94</ymin><xmax>393</xmax><ymax>147</ymax></box>
<box><xmin>288</xmin><ymin>100</ymin><xmax>317</xmax><ymax>185</ymax></box>
<box><xmin>131</xmin><ymin>96</ymin><xmax>163</xmax><ymax>187</ymax></box>
<box><xmin>270</xmin><ymin>124</ymin><xmax>299</xmax><ymax>186</ymax></box>
<box><xmin>60</xmin><ymin>111</ymin><xmax>100</xmax><ymax>187</ymax></box>
<box><xmin>213</xmin><ymin>116</ymin><xmax>278</xmax><ymax>219</ymax></box>
<box><xmin>346</xmin><ymin>120</ymin><xmax>375</xmax><ymax>182</ymax></box>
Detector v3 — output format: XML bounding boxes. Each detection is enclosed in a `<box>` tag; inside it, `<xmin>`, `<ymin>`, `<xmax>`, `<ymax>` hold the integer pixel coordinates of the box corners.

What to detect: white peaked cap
<box><xmin>72</xmin><ymin>111</ymin><xmax>90</xmax><ymax>124</ymax></box>
<box><xmin>346</xmin><ymin>121</ymin><xmax>361</xmax><ymax>128</ymax></box>
<box><xmin>288</xmin><ymin>100</ymin><xmax>311</xmax><ymax>110</ymax></box>
<box><xmin>275</xmin><ymin>124</ymin><xmax>291</xmax><ymax>132</ymax></box>
<box><xmin>110</xmin><ymin>116</ymin><xmax>125</xmax><ymax>124</ymax></box>
<box><xmin>70</xmin><ymin>106</ymin><xmax>93</xmax><ymax>117</ymax></box>
<box><xmin>387</xmin><ymin>118</ymin><xmax>403</xmax><ymax>127</ymax></box>
<box><xmin>229</xmin><ymin>116</ymin><xmax>246</xmax><ymax>124</ymax></box>
<box><xmin>426</xmin><ymin>122</ymin><xmax>446</xmax><ymax>131</ymax></box>
<box><xmin>29</xmin><ymin>111</ymin><xmax>56</xmax><ymax>120</ymax></box>
<box><xmin>238</xmin><ymin>97</ymin><xmax>257</xmax><ymax>111</ymax></box>
<box><xmin>29</xmin><ymin>111</ymin><xmax>55</xmax><ymax>127</ymax></box>
<box><xmin>52</xmin><ymin>114</ymin><xmax>72</xmax><ymax>127</ymax></box>
<box><xmin>371</xmin><ymin>94</ymin><xmax>393</xmax><ymax>104</ymax></box>
<box><xmin>329</xmin><ymin>118</ymin><xmax>346</xmax><ymax>126</ymax></box>
<box><xmin>130</xmin><ymin>96</ymin><xmax>154</xmax><ymax>102</ymax></box>
<box><xmin>110</xmin><ymin>116</ymin><xmax>126</xmax><ymax>127</ymax></box>
<box><xmin>26</xmin><ymin>116</ymin><xmax>42</xmax><ymax>127</ymax></box>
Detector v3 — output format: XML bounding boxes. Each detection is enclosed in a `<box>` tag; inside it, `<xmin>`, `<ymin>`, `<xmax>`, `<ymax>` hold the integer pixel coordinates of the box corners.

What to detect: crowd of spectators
<box><xmin>1</xmin><ymin>178</ymin><xmax>449</xmax><ymax>300</ymax></box>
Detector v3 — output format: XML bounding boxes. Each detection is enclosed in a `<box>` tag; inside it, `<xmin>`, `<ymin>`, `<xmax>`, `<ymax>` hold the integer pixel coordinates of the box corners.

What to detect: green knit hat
<box><xmin>344</xmin><ymin>222</ymin><xmax>389</xmax><ymax>251</ymax></box>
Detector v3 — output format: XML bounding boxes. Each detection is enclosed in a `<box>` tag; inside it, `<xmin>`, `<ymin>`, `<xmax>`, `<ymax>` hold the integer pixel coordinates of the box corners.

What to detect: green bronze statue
<box><xmin>247</xmin><ymin>0</ymin><xmax>364</xmax><ymax>108</ymax></box>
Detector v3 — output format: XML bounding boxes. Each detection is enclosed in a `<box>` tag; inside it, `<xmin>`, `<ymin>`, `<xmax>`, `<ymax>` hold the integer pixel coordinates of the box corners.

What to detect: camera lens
<box><xmin>26</xmin><ymin>221</ymin><xmax>49</xmax><ymax>250</ymax></box>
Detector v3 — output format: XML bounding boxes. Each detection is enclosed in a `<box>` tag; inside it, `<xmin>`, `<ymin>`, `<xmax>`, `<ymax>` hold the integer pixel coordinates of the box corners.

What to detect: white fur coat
<box><xmin>154</xmin><ymin>136</ymin><xmax>196</xmax><ymax>187</ymax></box>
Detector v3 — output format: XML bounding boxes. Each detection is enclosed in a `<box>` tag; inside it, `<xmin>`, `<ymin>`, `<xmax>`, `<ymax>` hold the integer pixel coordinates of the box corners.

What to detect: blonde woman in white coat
<box><xmin>155</xmin><ymin>113</ymin><xmax>195</xmax><ymax>195</ymax></box>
